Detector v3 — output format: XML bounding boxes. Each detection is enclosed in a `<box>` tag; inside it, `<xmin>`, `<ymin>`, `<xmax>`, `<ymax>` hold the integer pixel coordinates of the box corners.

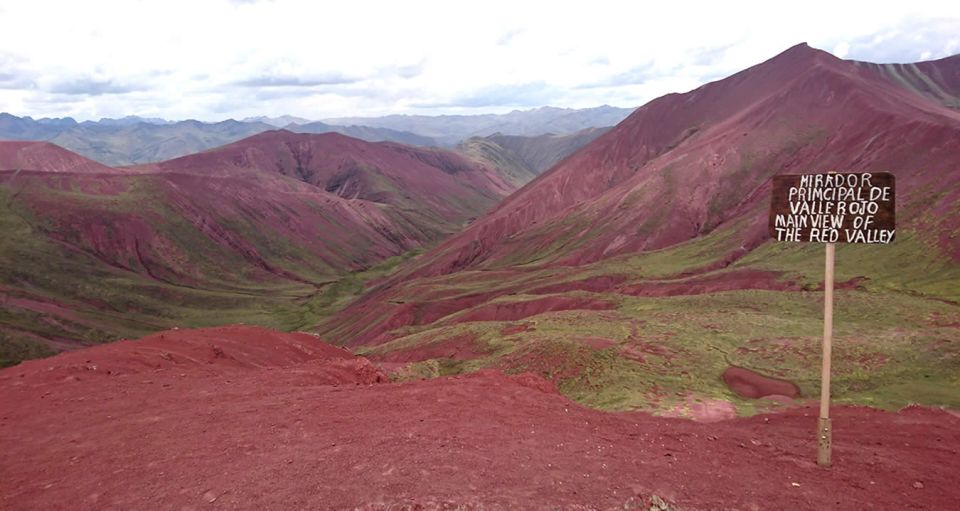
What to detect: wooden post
<box><xmin>770</xmin><ymin>172</ymin><xmax>896</xmax><ymax>467</ymax></box>
<box><xmin>818</xmin><ymin>242</ymin><xmax>835</xmax><ymax>467</ymax></box>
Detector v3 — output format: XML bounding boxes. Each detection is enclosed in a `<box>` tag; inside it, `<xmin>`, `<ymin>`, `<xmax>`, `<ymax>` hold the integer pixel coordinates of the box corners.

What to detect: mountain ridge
<box><xmin>0</xmin><ymin>140</ymin><xmax>120</xmax><ymax>174</ymax></box>
<box><xmin>315</xmin><ymin>43</ymin><xmax>960</xmax><ymax>364</ymax></box>
<box><xmin>323</xmin><ymin>105</ymin><xmax>635</xmax><ymax>144</ymax></box>
<box><xmin>0</xmin><ymin>105</ymin><xmax>630</xmax><ymax>165</ymax></box>
<box><xmin>0</xmin><ymin>130</ymin><xmax>521</xmax><ymax>365</ymax></box>
<box><xmin>399</xmin><ymin>43</ymin><xmax>960</xmax><ymax>280</ymax></box>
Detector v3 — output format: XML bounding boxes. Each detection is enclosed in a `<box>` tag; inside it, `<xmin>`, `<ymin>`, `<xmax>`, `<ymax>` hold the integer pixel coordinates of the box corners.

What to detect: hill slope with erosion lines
<box><xmin>317</xmin><ymin>44</ymin><xmax>960</xmax><ymax>417</ymax></box>
<box><xmin>0</xmin><ymin>132</ymin><xmax>518</xmax><ymax>366</ymax></box>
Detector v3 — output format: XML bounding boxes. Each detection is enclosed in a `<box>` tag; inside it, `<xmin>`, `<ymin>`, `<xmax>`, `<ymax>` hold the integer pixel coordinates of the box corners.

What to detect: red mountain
<box><xmin>855</xmin><ymin>52</ymin><xmax>960</xmax><ymax>109</ymax></box>
<box><xmin>411</xmin><ymin>43</ymin><xmax>960</xmax><ymax>278</ymax></box>
<box><xmin>0</xmin><ymin>140</ymin><xmax>119</xmax><ymax>174</ymax></box>
<box><xmin>319</xmin><ymin>43</ymin><xmax>960</xmax><ymax>350</ymax></box>
<box><xmin>3</xmin><ymin>45</ymin><xmax>960</xmax><ymax>510</ymax></box>
<box><xmin>140</xmin><ymin>130</ymin><xmax>514</xmax><ymax>224</ymax></box>
<box><xmin>0</xmin><ymin>132</ymin><xmax>517</xmax><ymax>365</ymax></box>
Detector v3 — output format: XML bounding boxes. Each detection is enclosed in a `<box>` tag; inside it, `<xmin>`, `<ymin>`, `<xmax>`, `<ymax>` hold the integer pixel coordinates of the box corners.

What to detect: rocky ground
<box><xmin>2</xmin><ymin>326</ymin><xmax>958</xmax><ymax>510</ymax></box>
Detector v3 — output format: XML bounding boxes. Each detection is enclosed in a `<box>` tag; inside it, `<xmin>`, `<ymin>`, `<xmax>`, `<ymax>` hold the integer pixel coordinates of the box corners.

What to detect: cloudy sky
<box><xmin>1</xmin><ymin>0</ymin><xmax>957</xmax><ymax>121</ymax></box>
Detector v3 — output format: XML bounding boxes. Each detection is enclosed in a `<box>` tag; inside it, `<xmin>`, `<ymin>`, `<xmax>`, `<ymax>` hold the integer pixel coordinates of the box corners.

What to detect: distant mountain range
<box><xmin>457</xmin><ymin>127</ymin><xmax>611</xmax><ymax>186</ymax></box>
<box><xmin>324</xmin><ymin>105</ymin><xmax>633</xmax><ymax>145</ymax></box>
<box><xmin>288</xmin><ymin>121</ymin><xmax>438</xmax><ymax>147</ymax></box>
<box><xmin>241</xmin><ymin>115</ymin><xmax>312</xmax><ymax>127</ymax></box>
<box><xmin>0</xmin><ymin>106</ymin><xmax>632</xmax><ymax>166</ymax></box>
<box><xmin>461</xmin><ymin>127</ymin><xmax>611</xmax><ymax>176</ymax></box>
<box><xmin>0</xmin><ymin>114</ymin><xmax>273</xmax><ymax>166</ymax></box>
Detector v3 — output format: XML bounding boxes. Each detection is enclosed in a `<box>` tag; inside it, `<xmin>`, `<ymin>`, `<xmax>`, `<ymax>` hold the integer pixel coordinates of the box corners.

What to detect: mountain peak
<box><xmin>238</xmin><ymin>128</ymin><xmax>352</xmax><ymax>145</ymax></box>
<box><xmin>766</xmin><ymin>42</ymin><xmax>835</xmax><ymax>66</ymax></box>
<box><xmin>0</xmin><ymin>140</ymin><xmax>119</xmax><ymax>174</ymax></box>
<box><xmin>375</xmin><ymin>42</ymin><xmax>960</xmax><ymax>281</ymax></box>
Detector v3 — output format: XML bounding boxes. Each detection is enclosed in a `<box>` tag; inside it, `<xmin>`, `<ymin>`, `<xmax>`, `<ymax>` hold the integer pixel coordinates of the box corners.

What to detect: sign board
<box><xmin>769</xmin><ymin>171</ymin><xmax>896</xmax><ymax>467</ymax></box>
<box><xmin>769</xmin><ymin>172</ymin><xmax>895</xmax><ymax>243</ymax></box>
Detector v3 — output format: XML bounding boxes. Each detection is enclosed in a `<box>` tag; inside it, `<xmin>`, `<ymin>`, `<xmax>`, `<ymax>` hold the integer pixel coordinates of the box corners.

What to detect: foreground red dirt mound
<box><xmin>2</xmin><ymin>354</ymin><xmax>958</xmax><ymax>509</ymax></box>
<box><xmin>723</xmin><ymin>366</ymin><xmax>801</xmax><ymax>399</ymax></box>
<box><xmin>9</xmin><ymin>325</ymin><xmax>385</xmax><ymax>385</ymax></box>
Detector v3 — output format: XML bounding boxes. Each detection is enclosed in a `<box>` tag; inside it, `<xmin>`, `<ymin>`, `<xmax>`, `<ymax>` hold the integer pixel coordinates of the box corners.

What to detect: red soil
<box><xmin>338</xmin><ymin>291</ymin><xmax>510</xmax><ymax>347</ymax></box>
<box><xmin>454</xmin><ymin>296</ymin><xmax>616</xmax><ymax>323</ymax></box>
<box><xmin>817</xmin><ymin>276</ymin><xmax>867</xmax><ymax>291</ymax></box>
<box><xmin>370</xmin><ymin>333</ymin><xmax>486</xmax><ymax>363</ymax></box>
<box><xmin>2</xmin><ymin>333</ymin><xmax>959</xmax><ymax>509</ymax></box>
<box><xmin>414</xmin><ymin>292</ymin><xmax>504</xmax><ymax>325</ymax></box>
<box><xmin>664</xmin><ymin>396</ymin><xmax>738</xmax><ymax>422</ymax></box>
<box><xmin>344</xmin><ymin>294</ymin><xmax>615</xmax><ymax>348</ymax></box>
<box><xmin>496</xmin><ymin>341</ymin><xmax>596</xmax><ymax>384</ymax></box>
<box><xmin>619</xmin><ymin>269</ymin><xmax>801</xmax><ymax>297</ymax></box>
<box><xmin>723</xmin><ymin>366</ymin><xmax>802</xmax><ymax>399</ymax></box>
<box><xmin>326</xmin><ymin>269</ymin><xmax>797</xmax><ymax>350</ymax></box>
<box><xmin>528</xmin><ymin>274</ymin><xmax>629</xmax><ymax>295</ymax></box>
<box><xmin>618</xmin><ymin>340</ymin><xmax>678</xmax><ymax>365</ymax></box>
<box><xmin>11</xmin><ymin>325</ymin><xmax>385</xmax><ymax>385</ymax></box>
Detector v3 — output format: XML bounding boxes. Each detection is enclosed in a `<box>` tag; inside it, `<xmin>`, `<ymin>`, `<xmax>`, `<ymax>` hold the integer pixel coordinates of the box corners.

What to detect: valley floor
<box><xmin>2</xmin><ymin>327</ymin><xmax>957</xmax><ymax>510</ymax></box>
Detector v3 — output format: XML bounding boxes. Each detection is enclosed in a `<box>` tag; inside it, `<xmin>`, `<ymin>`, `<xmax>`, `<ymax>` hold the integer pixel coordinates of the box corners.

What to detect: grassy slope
<box><xmin>6</xmin><ymin>175</ymin><xmax>956</xmax><ymax>413</ymax></box>
<box><xmin>456</xmin><ymin>138</ymin><xmax>539</xmax><ymax>188</ymax></box>
<box><xmin>1</xmin><ymin>133</ymin><xmax>514</xmax><ymax>368</ymax></box>
<box><xmin>0</xmin><ymin>184</ymin><xmax>416</xmax><ymax>367</ymax></box>
<box><xmin>271</xmin><ymin>250</ymin><xmax>423</xmax><ymax>331</ymax></box>
<box><xmin>349</xmin><ymin>224</ymin><xmax>960</xmax><ymax>416</ymax></box>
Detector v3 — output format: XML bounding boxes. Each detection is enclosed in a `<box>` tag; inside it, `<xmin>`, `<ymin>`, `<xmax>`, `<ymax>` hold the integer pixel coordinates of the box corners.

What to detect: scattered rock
<box><xmin>649</xmin><ymin>494</ymin><xmax>673</xmax><ymax>510</ymax></box>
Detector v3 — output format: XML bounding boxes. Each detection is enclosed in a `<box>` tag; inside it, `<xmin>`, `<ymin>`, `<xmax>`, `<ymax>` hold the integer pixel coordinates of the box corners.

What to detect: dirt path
<box><xmin>2</xmin><ymin>329</ymin><xmax>959</xmax><ymax>510</ymax></box>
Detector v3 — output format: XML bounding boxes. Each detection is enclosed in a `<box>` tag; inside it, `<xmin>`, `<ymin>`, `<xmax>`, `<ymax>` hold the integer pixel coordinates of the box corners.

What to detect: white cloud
<box><xmin>0</xmin><ymin>0</ymin><xmax>958</xmax><ymax>121</ymax></box>
<box><xmin>833</xmin><ymin>42</ymin><xmax>851</xmax><ymax>59</ymax></box>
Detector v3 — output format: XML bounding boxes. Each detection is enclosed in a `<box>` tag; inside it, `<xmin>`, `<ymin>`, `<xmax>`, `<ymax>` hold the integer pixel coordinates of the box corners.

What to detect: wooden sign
<box><xmin>769</xmin><ymin>171</ymin><xmax>896</xmax><ymax>468</ymax></box>
<box><xmin>769</xmin><ymin>172</ymin><xmax>895</xmax><ymax>244</ymax></box>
